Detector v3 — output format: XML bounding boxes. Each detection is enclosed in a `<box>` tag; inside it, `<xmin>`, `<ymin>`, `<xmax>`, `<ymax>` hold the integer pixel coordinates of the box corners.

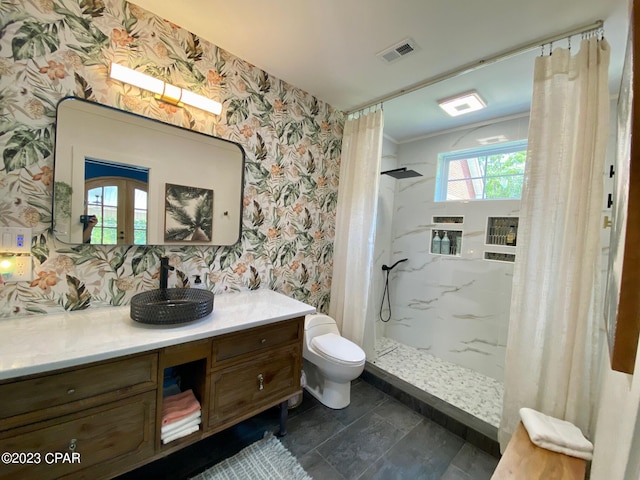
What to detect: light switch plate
<box><xmin>0</xmin><ymin>227</ymin><xmax>32</xmax><ymax>253</ymax></box>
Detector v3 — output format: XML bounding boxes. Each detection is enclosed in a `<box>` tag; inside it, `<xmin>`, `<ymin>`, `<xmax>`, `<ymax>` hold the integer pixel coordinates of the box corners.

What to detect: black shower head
<box><xmin>381</xmin><ymin>167</ymin><xmax>422</xmax><ymax>179</ymax></box>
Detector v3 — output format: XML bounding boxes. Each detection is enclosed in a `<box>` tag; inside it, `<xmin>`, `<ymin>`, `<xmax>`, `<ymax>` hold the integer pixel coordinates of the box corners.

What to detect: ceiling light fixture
<box><xmin>438</xmin><ymin>90</ymin><xmax>486</xmax><ymax>117</ymax></box>
<box><xmin>109</xmin><ymin>62</ymin><xmax>222</xmax><ymax>115</ymax></box>
<box><xmin>478</xmin><ymin>135</ymin><xmax>509</xmax><ymax>145</ymax></box>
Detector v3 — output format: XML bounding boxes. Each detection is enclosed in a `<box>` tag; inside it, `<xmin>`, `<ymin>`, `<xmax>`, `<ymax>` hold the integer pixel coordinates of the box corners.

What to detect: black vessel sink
<box><xmin>130</xmin><ymin>288</ymin><xmax>214</xmax><ymax>325</ymax></box>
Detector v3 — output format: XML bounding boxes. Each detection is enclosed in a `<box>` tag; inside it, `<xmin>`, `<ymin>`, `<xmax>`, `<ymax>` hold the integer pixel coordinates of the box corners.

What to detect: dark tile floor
<box><xmin>117</xmin><ymin>379</ymin><xmax>499</xmax><ymax>480</ymax></box>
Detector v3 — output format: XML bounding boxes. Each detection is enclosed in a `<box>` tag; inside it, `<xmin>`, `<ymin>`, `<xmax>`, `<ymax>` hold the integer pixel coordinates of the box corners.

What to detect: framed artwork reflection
<box><xmin>164</xmin><ymin>183</ymin><xmax>213</xmax><ymax>242</ymax></box>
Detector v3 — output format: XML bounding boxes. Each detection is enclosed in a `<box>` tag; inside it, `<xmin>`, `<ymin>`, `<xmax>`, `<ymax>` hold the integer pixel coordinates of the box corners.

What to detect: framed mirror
<box><xmin>53</xmin><ymin>97</ymin><xmax>245</xmax><ymax>246</ymax></box>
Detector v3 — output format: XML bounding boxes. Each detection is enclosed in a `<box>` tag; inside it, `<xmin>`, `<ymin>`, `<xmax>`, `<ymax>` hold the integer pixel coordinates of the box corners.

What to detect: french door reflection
<box><xmin>86</xmin><ymin>177</ymin><xmax>147</xmax><ymax>244</ymax></box>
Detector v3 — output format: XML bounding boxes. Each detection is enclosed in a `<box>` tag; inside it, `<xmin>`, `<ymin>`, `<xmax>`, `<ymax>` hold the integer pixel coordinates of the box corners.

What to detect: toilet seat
<box><xmin>311</xmin><ymin>333</ymin><xmax>365</xmax><ymax>366</ymax></box>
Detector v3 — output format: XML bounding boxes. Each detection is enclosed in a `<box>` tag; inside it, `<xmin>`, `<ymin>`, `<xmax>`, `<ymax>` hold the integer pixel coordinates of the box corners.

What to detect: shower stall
<box><xmin>365</xmin><ymin>116</ymin><xmax>530</xmax><ymax>428</ymax></box>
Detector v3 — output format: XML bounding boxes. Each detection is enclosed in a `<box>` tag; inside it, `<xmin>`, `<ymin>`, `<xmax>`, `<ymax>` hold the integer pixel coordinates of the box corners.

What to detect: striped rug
<box><xmin>190</xmin><ymin>434</ymin><xmax>312</xmax><ymax>480</ymax></box>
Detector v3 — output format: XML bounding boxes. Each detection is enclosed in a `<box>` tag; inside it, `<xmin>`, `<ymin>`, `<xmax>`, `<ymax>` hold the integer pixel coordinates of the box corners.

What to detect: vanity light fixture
<box><xmin>438</xmin><ymin>90</ymin><xmax>486</xmax><ymax>117</ymax></box>
<box><xmin>109</xmin><ymin>62</ymin><xmax>222</xmax><ymax>115</ymax></box>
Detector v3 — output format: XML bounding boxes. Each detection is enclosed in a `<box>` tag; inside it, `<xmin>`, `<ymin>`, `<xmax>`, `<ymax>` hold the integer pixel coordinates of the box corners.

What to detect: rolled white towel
<box><xmin>519</xmin><ymin>407</ymin><xmax>593</xmax><ymax>460</ymax></box>
<box><xmin>161</xmin><ymin>411</ymin><xmax>202</xmax><ymax>436</ymax></box>
<box><xmin>161</xmin><ymin>423</ymin><xmax>200</xmax><ymax>444</ymax></box>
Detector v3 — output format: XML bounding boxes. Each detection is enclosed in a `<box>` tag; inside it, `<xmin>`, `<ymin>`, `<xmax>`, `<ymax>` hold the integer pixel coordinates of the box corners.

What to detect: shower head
<box><xmin>382</xmin><ymin>258</ymin><xmax>408</xmax><ymax>271</ymax></box>
<box><xmin>381</xmin><ymin>168</ymin><xmax>422</xmax><ymax>179</ymax></box>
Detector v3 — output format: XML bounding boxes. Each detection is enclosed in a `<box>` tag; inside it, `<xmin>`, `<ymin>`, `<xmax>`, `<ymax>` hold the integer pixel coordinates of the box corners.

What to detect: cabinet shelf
<box><xmin>159</xmin><ymin>341</ymin><xmax>209</xmax><ymax>452</ymax></box>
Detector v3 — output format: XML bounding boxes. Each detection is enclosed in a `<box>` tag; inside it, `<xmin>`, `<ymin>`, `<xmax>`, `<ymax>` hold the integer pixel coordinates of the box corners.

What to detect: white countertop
<box><xmin>0</xmin><ymin>289</ymin><xmax>316</xmax><ymax>381</ymax></box>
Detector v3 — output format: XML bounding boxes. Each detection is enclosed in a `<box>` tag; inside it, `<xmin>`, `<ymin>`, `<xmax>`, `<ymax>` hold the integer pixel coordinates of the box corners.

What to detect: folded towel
<box><xmin>161</xmin><ymin>418</ymin><xmax>201</xmax><ymax>439</ymax></box>
<box><xmin>162</xmin><ymin>389</ymin><xmax>202</xmax><ymax>426</ymax></box>
<box><xmin>519</xmin><ymin>407</ymin><xmax>594</xmax><ymax>460</ymax></box>
<box><xmin>161</xmin><ymin>423</ymin><xmax>200</xmax><ymax>444</ymax></box>
<box><xmin>161</xmin><ymin>412</ymin><xmax>201</xmax><ymax>436</ymax></box>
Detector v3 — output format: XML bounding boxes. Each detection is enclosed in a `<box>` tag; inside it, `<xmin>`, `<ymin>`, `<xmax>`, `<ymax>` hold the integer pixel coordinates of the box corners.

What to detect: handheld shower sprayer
<box><xmin>380</xmin><ymin>258</ymin><xmax>408</xmax><ymax>323</ymax></box>
<box><xmin>382</xmin><ymin>258</ymin><xmax>408</xmax><ymax>271</ymax></box>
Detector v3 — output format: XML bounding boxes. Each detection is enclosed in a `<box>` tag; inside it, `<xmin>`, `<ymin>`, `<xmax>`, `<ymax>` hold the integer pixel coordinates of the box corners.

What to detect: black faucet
<box><xmin>159</xmin><ymin>256</ymin><xmax>174</xmax><ymax>289</ymax></box>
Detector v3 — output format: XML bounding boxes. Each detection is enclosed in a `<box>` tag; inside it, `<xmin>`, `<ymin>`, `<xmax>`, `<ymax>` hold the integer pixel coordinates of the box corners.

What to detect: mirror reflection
<box><xmin>53</xmin><ymin>97</ymin><xmax>245</xmax><ymax>246</ymax></box>
<box><xmin>83</xmin><ymin>159</ymin><xmax>149</xmax><ymax>244</ymax></box>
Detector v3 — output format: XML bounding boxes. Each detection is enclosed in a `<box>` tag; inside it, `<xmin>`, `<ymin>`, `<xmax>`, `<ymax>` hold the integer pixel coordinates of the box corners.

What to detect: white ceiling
<box><xmin>131</xmin><ymin>0</ymin><xmax>628</xmax><ymax>143</ymax></box>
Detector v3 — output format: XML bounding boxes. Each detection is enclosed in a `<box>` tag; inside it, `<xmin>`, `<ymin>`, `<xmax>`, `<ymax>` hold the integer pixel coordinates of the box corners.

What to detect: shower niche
<box><xmin>484</xmin><ymin>216</ymin><xmax>519</xmax><ymax>263</ymax></box>
<box><xmin>430</xmin><ymin>216</ymin><xmax>463</xmax><ymax>256</ymax></box>
<box><xmin>485</xmin><ymin>216</ymin><xmax>519</xmax><ymax>246</ymax></box>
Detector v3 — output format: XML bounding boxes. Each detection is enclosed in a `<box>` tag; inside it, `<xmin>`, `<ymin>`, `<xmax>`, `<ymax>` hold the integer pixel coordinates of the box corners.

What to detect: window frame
<box><xmin>435</xmin><ymin>139</ymin><xmax>528</xmax><ymax>202</ymax></box>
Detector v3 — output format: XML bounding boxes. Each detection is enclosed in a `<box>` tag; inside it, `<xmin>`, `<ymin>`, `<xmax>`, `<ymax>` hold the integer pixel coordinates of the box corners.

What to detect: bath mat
<box><xmin>190</xmin><ymin>434</ymin><xmax>312</xmax><ymax>480</ymax></box>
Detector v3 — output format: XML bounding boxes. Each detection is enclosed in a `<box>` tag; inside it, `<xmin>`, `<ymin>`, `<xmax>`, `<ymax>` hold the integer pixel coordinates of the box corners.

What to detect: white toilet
<box><xmin>303</xmin><ymin>313</ymin><xmax>366</xmax><ymax>409</ymax></box>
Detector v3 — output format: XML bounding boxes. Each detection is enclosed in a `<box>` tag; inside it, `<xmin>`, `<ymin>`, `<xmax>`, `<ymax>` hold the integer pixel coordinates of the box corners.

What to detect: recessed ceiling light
<box><xmin>478</xmin><ymin>134</ymin><xmax>508</xmax><ymax>145</ymax></box>
<box><xmin>438</xmin><ymin>90</ymin><xmax>486</xmax><ymax>117</ymax></box>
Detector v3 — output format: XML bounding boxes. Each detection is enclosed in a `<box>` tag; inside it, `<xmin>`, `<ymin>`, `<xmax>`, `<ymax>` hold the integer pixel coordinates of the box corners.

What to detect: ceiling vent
<box><xmin>378</xmin><ymin>38</ymin><xmax>420</xmax><ymax>64</ymax></box>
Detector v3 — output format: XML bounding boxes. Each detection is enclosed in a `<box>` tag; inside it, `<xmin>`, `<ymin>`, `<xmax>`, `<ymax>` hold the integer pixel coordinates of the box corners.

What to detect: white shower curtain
<box><xmin>498</xmin><ymin>37</ymin><xmax>610</xmax><ymax>450</ymax></box>
<box><xmin>329</xmin><ymin>108</ymin><xmax>383</xmax><ymax>356</ymax></box>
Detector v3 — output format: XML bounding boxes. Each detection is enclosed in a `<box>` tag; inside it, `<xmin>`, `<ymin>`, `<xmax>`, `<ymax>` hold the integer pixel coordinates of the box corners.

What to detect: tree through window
<box><xmin>435</xmin><ymin>140</ymin><xmax>527</xmax><ymax>201</ymax></box>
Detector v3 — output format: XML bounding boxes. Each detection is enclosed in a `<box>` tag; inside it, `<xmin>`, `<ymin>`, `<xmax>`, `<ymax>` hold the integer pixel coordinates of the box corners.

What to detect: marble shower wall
<box><xmin>378</xmin><ymin>116</ymin><xmax>530</xmax><ymax>381</ymax></box>
<box><xmin>0</xmin><ymin>0</ymin><xmax>343</xmax><ymax>317</ymax></box>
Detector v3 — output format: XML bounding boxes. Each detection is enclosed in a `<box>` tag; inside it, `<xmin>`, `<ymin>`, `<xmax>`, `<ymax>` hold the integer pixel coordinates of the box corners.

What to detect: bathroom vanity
<box><xmin>0</xmin><ymin>289</ymin><xmax>315</xmax><ymax>480</ymax></box>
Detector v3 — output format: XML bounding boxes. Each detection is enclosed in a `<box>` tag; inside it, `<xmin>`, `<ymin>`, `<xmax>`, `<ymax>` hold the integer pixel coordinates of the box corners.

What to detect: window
<box><xmin>435</xmin><ymin>140</ymin><xmax>527</xmax><ymax>201</ymax></box>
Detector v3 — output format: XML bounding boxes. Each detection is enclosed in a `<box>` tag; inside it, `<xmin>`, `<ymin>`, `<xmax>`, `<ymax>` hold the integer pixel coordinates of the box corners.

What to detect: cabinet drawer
<box><xmin>0</xmin><ymin>391</ymin><xmax>156</xmax><ymax>480</ymax></box>
<box><xmin>209</xmin><ymin>346</ymin><xmax>300</xmax><ymax>428</ymax></box>
<box><xmin>212</xmin><ymin>318</ymin><xmax>302</xmax><ymax>365</ymax></box>
<box><xmin>0</xmin><ymin>354</ymin><xmax>157</xmax><ymax>427</ymax></box>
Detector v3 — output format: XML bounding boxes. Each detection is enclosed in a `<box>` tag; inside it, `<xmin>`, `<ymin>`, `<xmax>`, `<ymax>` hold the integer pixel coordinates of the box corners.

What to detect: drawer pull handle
<box><xmin>67</xmin><ymin>388</ymin><xmax>75</xmax><ymax>395</ymax></box>
<box><xmin>258</xmin><ymin>373</ymin><xmax>264</xmax><ymax>391</ymax></box>
<box><xmin>261</xmin><ymin>338</ymin><xmax>267</xmax><ymax>344</ymax></box>
<box><xmin>68</xmin><ymin>439</ymin><xmax>77</xmax><ymax>451</ymax></box>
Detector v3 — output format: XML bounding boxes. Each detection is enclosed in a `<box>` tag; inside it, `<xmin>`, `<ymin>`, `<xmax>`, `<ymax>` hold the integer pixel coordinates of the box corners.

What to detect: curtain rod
<box><xmin>346</xmin><ymin>19</ymin><xmax>604</xmax><ymax>115</ymax></box>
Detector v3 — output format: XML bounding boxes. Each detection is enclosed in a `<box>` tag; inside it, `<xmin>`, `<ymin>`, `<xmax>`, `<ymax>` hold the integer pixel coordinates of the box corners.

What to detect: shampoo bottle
<box><xmin>441</xmin><ymin>231</ymin><xmax>450</xmax><ymax>255</ymax></box>
<box><xmin>432</xmin><ymin>231</ymin><xmax>441</xmax><ymax>254</ymax></box>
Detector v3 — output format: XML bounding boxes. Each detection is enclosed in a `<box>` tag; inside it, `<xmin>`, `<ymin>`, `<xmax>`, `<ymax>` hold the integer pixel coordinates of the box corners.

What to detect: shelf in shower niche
<box><xmin>486</xmin><ymin>216</ymin><xmax>519</xmax><ymax>247</ymax></box>
<box><xmin>430</xmin><ymin>229</ymin><xmax>462</xmax><ymax>256</ymax></box>
<box><xmin>483</xmin><ymin>251</ymin><xmax>516</xmax><ymax>263</ymax></box>
<box><xmin>432</xmin><ymin>215</ymin><xmax>464</xmax><ymax>224</ymax></box>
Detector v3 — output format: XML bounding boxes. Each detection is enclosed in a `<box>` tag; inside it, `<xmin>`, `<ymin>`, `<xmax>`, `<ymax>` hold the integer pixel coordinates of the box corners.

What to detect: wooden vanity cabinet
<box><xmin>0</xmin><ymin>316</ymin><xmax>304</xmax><ymax>479</ymax></box>
<box><xmin>208</xmin><ymin>317</ymin><xmax>303</xmax><ymax>432</ymax></box>
<box><xmin>209</xmin><ymin>344</ymin><xmax>300</xmax><ymax>430</ymax></box>
<box><xmin>0</xmin><ymin>354</ymin><xmax>158</xmax><ymax>480</ymax></box>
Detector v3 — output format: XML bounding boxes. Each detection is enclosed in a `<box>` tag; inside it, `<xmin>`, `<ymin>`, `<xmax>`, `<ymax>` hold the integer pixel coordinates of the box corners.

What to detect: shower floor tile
<box><xmin>372</xmin><ymin>337</ymin><xmax>503</xmax><ymax>428</ymax></box>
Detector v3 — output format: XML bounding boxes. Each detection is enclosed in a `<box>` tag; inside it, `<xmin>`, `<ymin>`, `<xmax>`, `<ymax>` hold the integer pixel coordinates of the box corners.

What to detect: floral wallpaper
<box><xmin>0</xmin><ymin>0</ymin><xmax>343</xmax><ymax>317</ymax></box>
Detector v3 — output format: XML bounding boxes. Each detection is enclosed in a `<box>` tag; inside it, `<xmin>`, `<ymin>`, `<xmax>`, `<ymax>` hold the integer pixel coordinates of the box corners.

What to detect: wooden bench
<box><xmin>491</xmin><ymin>422</ymin><xmax>587</xmax><ymax>479</ymax></box>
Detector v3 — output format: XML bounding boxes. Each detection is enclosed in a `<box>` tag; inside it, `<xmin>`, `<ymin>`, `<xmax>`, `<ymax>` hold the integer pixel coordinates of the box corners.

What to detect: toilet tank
<box><xmin>304</xmin><ymin>314</ymin><xmax>340</xmax><ymax>338</ymax></box>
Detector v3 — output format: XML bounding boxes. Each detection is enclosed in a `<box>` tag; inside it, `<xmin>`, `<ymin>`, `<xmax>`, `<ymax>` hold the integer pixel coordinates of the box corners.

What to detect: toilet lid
<box><xmin>311</xmin><ymin>333</ymin><xmax>366</xmax><ymax>365</ymax></box>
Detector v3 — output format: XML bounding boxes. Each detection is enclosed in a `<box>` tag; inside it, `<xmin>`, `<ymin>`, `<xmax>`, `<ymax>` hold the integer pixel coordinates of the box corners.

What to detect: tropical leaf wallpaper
<box><xmin>0</xmin><ymin>0</ymin><xmax>343</xmax><ymax>317</ymax></box>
